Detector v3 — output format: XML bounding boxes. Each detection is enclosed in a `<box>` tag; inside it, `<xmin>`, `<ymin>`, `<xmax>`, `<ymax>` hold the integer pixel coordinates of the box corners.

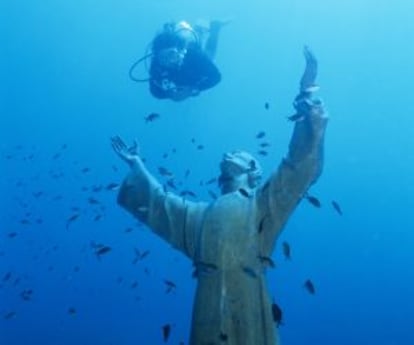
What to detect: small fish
<box><xmin>93</xmin><ymin>214</ymin><xmax>103</xmax><ymax>222</ymax></box>
<box><xmin>257</xmin><ymin>255</ymin><xmax>275</xmax><ymax>268</ymax></box>
<box><xmin>67</xmin><ymin>307</ymin><xmax>77</xmax><ymax>315</ymax></box>
<box><xmin>304</xmin><ymin>194</ymin><xmax>321</xmax><ymax>208</ymax></box>
<box><xmin>282</xmin><ymin>241</ymin><xmax>291</xmax><ymax>260</ymax></box>
<box><xmin>208</xmin><ymin>190</ymin><xmax>218</xmax><ymax>200</ymax></box>
<box><xmin>196</xmin><ymin>144</ymin><xmax>204</xmax><ymax>150</ymax></box>
<box><xmin>259</xmin><ymin>142</ymin><xmax>271</xmax><ymax>148</ymax></box>
<box><xmin>3</xmin><ymin>311</ymin><xmax>16</xmax><ymax>320</ymax></box>
<box><xmin>264</xmin><ymin>102</ymin><xmax>270</xmax><ymax>110</ymax></box>
<box><xmin>2</xmin><ymin>272</ymin><xmax>11</xmax><ymax>282</ymax></box>
<box><xmin>205</xmin><ymin>177</ymin><xmax>217</xmax><ymax>185</ymax></box>
<box><xmin>257</xmin><ymin>150</ymin><xmax>268</xmax><ymax>156</ymax></box>
<box><xmin>130</xmin><ymin>281</ymin><xmax>138</xmax><ymax>289</ymax></box>
<box><xmin>32</xmin><ymin>191</ymin><xmax>43</xmax><ymax>198</ymax></box>
<box><xmin>81</xmin><ymin>167</ymin><xmax>90</xmax><ymax>173</ymax></box>
<box><xmin>66</xmin><ymin>214</ymin><xmax>80</xmax><ymax>230</ymax></box>
<box><xmin>105</xmin><ymin>182</ymin><xmax>120</xmax><ymax>191</ymax></box>
<box><xmin>256</xmin><ymin>131</ymin><xmax>266</xmax><ymax>139</ymax></box>
<box><xmin>91</xmin><ymin>185</ymin><xmax>103</xmax><ymax>192</ymax></box>
<box><xmin>158</xmin><ymin>166</ymin><xmax>173</xmax><ymax>177</ymax></box>
<box><xmin>95</xmin><ymin>246</ymin><xmax>112</xmax><ymax>257</ymax></box>
<box><xmin>180</xmin><ymin>190</ymin><xmax>197</xmax><ymax>198</ymax></box>
<box><xmin>258</xmin><ymin>215</ymin><xmax>268</xmax><ymax>233</ymax></box>
<box><xmin>88</xmin><ymin>197</ymin><xmax>100</xmax><ymax>205</ymax></box>
<box><xmin>7</xmin><ymin>232</ymin><xmax>17</xmax><ymax>238</ymax></box>
<box><xmin>304</xmin><ymin>279</ymin><xmax>316</xmax><ymax>294</ymax></box>
<box><xmin>192</xmin><ymin>261</ymin><xmax>218</xmax><ymax>277</ymax></box>
<box><xmin>20</xmin><ymin>289</ymin><xmax>33</xmax><ymax>301</ymax></box>
<box><xmin>145</xmin><ymin>112</ymin><xmax>160</xmax><ymax>123</ymax></box>
<box><xmin>238</xmin><ymin>188</ymin><xmax>250</xmax><ymax>198</ymax></box>
<box><xmin>287</xmin><ymin>113</ymin><xmax>305</xmax><ymax>122</ymax></box>
<box><xmin>132</xmin><ymin>248</ymin><xmax>150</xmax><ymax>264</ymax></box>
<box><xmin>163</xmin><ymin>279</ymin><xmax>177</xmax><ymax>294</ymax></box>
<box><xmin>162</xmin><ymin>323</ymin><xmax>171</xmax><ymax>342</ymax></box>
<box><xmin>219</xmin><ymin>332</ymin><xmax>229</xmax><ymax>341</ymax></box>
<box><xmin>241</xmin><ymin>266</ymin><xmax>258</xmax><ymax>278</ymax></box>
<box><xmin>271</xmin><ymin>302</ymin><xmax>283</xmax><ymax>327</ymax></box>
<box><xmin>331</xmin><ymin>200</ymin><xmax>343</xmax><ymax>215</ymax></box>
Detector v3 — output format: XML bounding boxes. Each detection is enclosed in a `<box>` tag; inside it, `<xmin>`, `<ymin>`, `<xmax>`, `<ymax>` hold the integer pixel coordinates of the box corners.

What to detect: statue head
<box><xmin>218</xmin><ymin>150</ymin><xmax>262</xmax><ymax>194</ymax></box>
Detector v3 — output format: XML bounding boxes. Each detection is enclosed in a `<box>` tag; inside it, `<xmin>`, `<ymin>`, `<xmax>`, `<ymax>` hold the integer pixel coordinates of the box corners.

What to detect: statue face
<box><xmin>219</xmin><ymin>151</ymin><xmax>262</xmax><ymax>193</ymax></box>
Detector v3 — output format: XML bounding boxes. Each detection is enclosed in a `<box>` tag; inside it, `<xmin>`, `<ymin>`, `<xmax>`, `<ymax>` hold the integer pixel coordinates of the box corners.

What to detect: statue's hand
<box><xmin>111</xmin><ymin>136</ymin><xmax>140</xmax><ymax>167</ymax></box>
<box><xmin>300</xmin><ymin>45</ymin><xmax>318</xmax><ymax>93</ymax></box>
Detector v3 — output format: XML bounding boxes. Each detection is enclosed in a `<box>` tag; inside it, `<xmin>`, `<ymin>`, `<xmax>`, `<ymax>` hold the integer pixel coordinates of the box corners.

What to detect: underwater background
<box><xmin>2</xmin><ymin>0</ymin><xmax>414</xmax><ymax>344</ymax></box>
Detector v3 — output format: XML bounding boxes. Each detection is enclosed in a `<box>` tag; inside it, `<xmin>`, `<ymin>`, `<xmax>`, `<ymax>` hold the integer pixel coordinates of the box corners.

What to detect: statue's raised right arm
<box><xmin>257</xmin><ymin>46</ymin><xmax>329</xmax><ymax>256</ymax></box>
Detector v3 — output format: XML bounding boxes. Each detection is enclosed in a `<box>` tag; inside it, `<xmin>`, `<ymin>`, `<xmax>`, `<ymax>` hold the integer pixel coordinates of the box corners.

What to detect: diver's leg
<box><xmin>204</xmin><ymin>20</ymin><xmax>228</xmax><ymax>61</ymax></box>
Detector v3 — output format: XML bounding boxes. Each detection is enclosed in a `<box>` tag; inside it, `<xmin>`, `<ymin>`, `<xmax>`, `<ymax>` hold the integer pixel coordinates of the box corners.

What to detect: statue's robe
<box><xmin>117</xmin><ymin>108</ymin><xmax>327</xmax><ymax>345</ymax></box>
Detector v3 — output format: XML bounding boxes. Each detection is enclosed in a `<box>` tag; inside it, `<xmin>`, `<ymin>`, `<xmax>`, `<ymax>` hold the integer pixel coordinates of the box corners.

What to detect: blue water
<box><xmin>2</xmin><ymin>0</ymin><xmax>414</xmax><ymax>344</ymax></box>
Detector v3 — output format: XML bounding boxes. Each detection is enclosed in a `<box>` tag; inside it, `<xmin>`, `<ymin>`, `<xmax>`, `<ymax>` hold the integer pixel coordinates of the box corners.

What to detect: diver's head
<box><xmin>219</xmin><ymin>150</ymin><xmax>262</xmax><ymax>194</ymax></box>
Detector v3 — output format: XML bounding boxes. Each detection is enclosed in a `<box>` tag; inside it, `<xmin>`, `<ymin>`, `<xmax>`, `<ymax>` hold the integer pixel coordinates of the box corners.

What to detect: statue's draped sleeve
<box><xmin>257</xmin><ymin>107</ymin><xmax>328</xmax><ymax>256</ymax></box>
<box><xmin>117</xmin><ymin>159</ymin><xmax>207</xmax><ymax>259</ymax></box>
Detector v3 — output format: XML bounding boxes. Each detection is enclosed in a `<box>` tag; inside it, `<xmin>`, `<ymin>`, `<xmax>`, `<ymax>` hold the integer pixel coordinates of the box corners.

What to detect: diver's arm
<box><xmin>111</xmin><ymin>136</ymin><xmax>205</xmax><ymax>258</ymax></box>
<box><xmin>257</xmin><ymin>47</ymin><xmax>328</xmax><ymax>252</ymax></box>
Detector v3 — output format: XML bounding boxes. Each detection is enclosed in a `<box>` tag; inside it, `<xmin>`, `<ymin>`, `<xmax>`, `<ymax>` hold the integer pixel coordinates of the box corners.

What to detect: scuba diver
<box><xmin>129</xmin><ymin>20</ymin><xmax>225</xmax><ymax>101</ymax></box>
<box><xmin>112</xmin><ymin>46</ymin><xmax>328</xmax><ymax>344</ymax></box>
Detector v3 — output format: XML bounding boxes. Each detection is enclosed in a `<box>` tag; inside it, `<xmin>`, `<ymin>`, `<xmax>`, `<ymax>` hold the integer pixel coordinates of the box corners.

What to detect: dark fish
<box><xmin>7</xmin><ymin>232</ymin><xmax>17</xmax><ymax>238</ymax></box>
<box><xmin>130</xmin><ymin>281</ymin><xmax>138</xmax><ymax>289</ymax></box>
<box><xmin>88</xmin><ymin>197</ymin><xmax>100</xmax><ymax>205</ymax></box>
<box><xmin>164</xmin><ymin>279</ymin><xmax>177</xmax><ymax>294</ymax></box>
<box><xmin>32</xmin><ymin>191</ymin><xmax>43</xmax><ymax>198</ymax></box>
<box><xmin>196</xmin><ymin>144</ymin><xmax>204</xmax><ymax>150</ymax></box>
<box><xmin>20</xmin><ymin>289</ymin><xmax>33</xmax><ymax>301</ymax></box>
<box><xmin>95</xmin><ymin>246</ymin><xmax>112</xmax><ymax>256</ymax></box>
<box><xmin>282</xmin><ymin>241</ymin><xmax>291</xmax><ymax>260</ymax></box>
<box><xmin>259</xmin><ymin>142</ymin><xmax>271</xmax><ymax>148</ymax></box>
<box><xmin>271</xmin><ymin>302</ymin><xmax>283</xmax><ymax>327</ymax></box>
<box><xmin>238</xmin><ymin>188</ymin><xmax>250</xmax><ymax>198</ymax></box>
<box><xmin>3</xmin><ymin>311</ymin><xmax>16</xmax><ymax>320</ymax></box>
<box><xmin>304</xmin><ymin>193</ymin><xmax>321</xmax><ymax>208</ymax></box>
<box><xmin>81</xmin><ymin>167</ymin><xmax>90</xmax><ymax>173</ymax></box>
<box><xmin>105</xmin><ymin>182</ymin><xmax>120</xmax><ymax>191</ymax></box>
<box><xmin>124</xmin><ymin>227</ymin><xmax>134</xmax><ymax>233</ymax></box>
<box><xmin>219</xmin><ymin>332</ymin><xmax>229</xmax><ymax>341</ymax></box>
<box><xmin>166</xmin><ymin>178</ymin><xmax>177</xmax><ymax>190</ymax></box>
<box><xmin>331</xmin><ymin>200</ymin><xmax>343</xmax><ymax>215</ymax></box>
<box><xmin>258</xmin><ymin>215</ymin><xmax>268</xmax><ymax>233</ymax></box>
<box><xmin>66</xmin><ymin>214</ymin><xmax>80</xmax><ymax>230</ymax></box>
<box><xmin>52</xmin><ymin>152</ymin><xmax>61</xmax><ymax>160</ymax></box>
<box><xmin>256</xmin><ymin>131</ymin><xmax>266</xmax><ymax>139</ymax></box>
<box><xmin>133</xmin><ymin>248</ymin><xmax>150</xmax><ymax>264</ymax></box>
<box><xmin>287</xmin><ymin>113</ymin><xmax>305</xmax><ymax>122</ymax></box>
<box><xmin>180</xmin><ymin>190</ymin><xmax>197</xmax><ymax>198</ymax></box>
<box><xmin>158</xmin><ymin>166</ymin><xmax>173</xmax><ymax>177</ymax></box>
<box><xmin>91</xmin><ymin>185</ymin><xmax>103</xmax><ymax>192</ymax></box>
<box><xmin>2</xmin><ymin>272</ymin><xmax>11</xmax><ymax>282</ymax></box>
<box><xmin>20</xmin><ymin>219</ymin><xmax>30</xmax><ymax>225</ymax></box>
<box><xmin>257</xmin><ymin>150</ymin><xmax>268</xmax><ymax>156</ymax></box>
<box><xmin>208</xmin><ymin>190</ymin><xmax>218</xmax><ymax>200</ymax></box>
<box><xmin>145</xmin><ymin>112</ymin><xmax>160</xmax><ymax>123</ymax></box>
<box><xmin>241</xmin><ymin>266</ymin><xmax>258</xmax><ymax>278</ymax></box>
<box><xmin>68</xmin><ymin>307</ymin><xmax>77</xmax><ymax>315</ymax></box>
<box><xmin>205</xmin><ymin>177</ymin><xmax>217</xmax><ymax>185</ymax></box>
<box><xmin>162</xmin><ymin>324</ymin><xmax>171</xmax><ymax>342</ymax></box>
<box><xmin>192</xmin><ymin>261</ymin><xmax>218</xmax><ymax>277</ymax></box>
<box><xmin>304</xmin><ymin>279</ymin><xmax>316</xmax><ymax>294</ymax></box>
<box><xmin>93</xmin><ymin>214</ymin><xmax>103</xmax><ymax>222</ymax></box>
<box><xmin>264</xmin><ymin>102</ymin><xmax>270</xmax><ymax>110</ymax></box>
<box><xmin>257</xmin><ymin>255</ymin><xmax>275</xmax><ymax>268</ymax></box>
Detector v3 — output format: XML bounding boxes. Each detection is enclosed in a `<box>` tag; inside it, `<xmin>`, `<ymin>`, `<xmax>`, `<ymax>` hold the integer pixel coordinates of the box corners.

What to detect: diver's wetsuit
<box><xmin>149</xmin><ymin>30</ymin><xmax>221</xmax><ymax>99</ymax></box>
